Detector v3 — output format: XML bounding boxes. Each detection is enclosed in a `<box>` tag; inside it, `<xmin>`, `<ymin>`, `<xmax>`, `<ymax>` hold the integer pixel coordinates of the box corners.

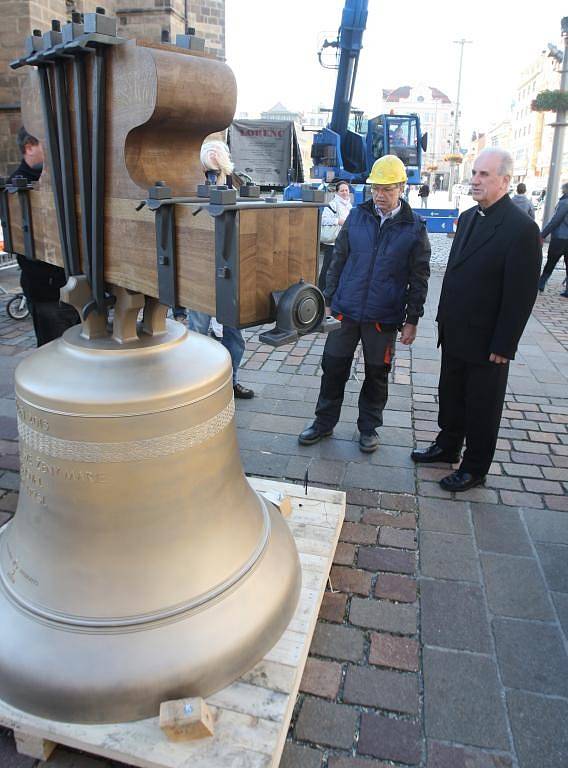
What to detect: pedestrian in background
<box><xmin>186</xmin><ymin>139</ymin><xmax>254</xmax><ymax>399</ymax></box>
<box><xmin>8</xmin><ymin>128</ymin><xmax>79</xmax><ymax>346</ymax></box>
<box><xmin>538</xmin><ymin>182</ymin><xmax>568</xmax><ymax>297</ymax></box>
<box><xmin>299</xmin><ymin>155</ymin><xmax>430</xmax><ymax>454</ymax></box>
<box><xmin>318</xmin><ymin>181</ymin><xmax>352</xmax><ymax>293</ymax></box>
<box><xmin>412</xmin><ymin>148</ymin><xmax>542</xmax><ymax>491</ymax></box>
<box><xmin>418</xmin><ymin>182</ymin><xmax>430</xmax><ymax>208</ymax></box>
<box><xmin>510</xmin><ymin>182</ymin><xmax>535</xmax><ymax>219</ymax></box>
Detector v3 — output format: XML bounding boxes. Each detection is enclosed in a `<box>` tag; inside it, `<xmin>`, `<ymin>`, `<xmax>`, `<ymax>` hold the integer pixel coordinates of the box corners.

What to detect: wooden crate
<box><xmin>0</xmin><ymin>478</ymin><xmax>345</xmax><ymax>768</ymax></box>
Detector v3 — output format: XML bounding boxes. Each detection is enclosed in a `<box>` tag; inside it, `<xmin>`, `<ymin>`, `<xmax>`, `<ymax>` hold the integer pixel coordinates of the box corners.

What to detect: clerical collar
<box><xmin>374</xmin><ymin>202</ymin><xmax>401</xmax><ymax>224</ymax></box>
<box><xmin>477</xmin><ymin>193</ymin><xmax>509</xmax><ymax>218</ymax></box>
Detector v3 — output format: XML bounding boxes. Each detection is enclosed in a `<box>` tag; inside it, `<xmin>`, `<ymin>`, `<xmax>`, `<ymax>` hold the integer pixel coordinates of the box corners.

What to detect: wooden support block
<box><xmin>159</xmin><ymin>697</ymin><xmax>214</xmax><ymax>742</ymax></box>
<box><xmin>14</xmin><ymin>730</ymin><xmax>57</xmax><ymax>760</ymax></box>
<box><xmin>260</xmin><ymin>490</ymin><xmax>292</xmax><ymax>518</ymax></box>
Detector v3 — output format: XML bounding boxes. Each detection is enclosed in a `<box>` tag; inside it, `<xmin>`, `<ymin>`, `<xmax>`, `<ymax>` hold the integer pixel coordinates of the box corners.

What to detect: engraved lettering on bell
<box><xmin>17</xmin><ymin>399</ymin><xmax>235</xmax><ymax>463</ymax></box>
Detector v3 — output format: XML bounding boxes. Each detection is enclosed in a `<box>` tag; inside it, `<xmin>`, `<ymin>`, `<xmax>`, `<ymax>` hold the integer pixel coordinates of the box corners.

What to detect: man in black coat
<box><xmin>411</xmin><ymin>148</ymin><xmax>542</xmax><ymax>491</ymax></box>
<box><xmin>8</xmin><ymin>128</ymin><xmax>79</xmax><ymax>346</ymax></box>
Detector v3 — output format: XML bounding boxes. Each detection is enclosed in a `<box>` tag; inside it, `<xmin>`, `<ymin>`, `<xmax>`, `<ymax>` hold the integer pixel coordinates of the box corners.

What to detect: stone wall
<box><xmin>0</xmin><ymin>0</ymin><xmax>225</xmax><ymax>174</ymax></box>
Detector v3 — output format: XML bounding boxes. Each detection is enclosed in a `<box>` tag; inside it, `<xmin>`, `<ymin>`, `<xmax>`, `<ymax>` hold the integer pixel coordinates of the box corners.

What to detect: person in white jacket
<box><xmin>319</xmin><ymin>181</ymin><xmax>352</xmax><ymax>292</ymax></box>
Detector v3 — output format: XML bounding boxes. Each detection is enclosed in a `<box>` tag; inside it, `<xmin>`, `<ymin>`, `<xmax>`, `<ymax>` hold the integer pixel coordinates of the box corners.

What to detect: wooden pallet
<box><xmin>0</xmin><ymin>478</ymin><xmax>345</xmax><ymax>768</ymax></box>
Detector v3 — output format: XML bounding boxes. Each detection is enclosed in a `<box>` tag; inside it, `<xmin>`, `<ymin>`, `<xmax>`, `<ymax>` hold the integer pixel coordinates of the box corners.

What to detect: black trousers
<box><xmin>314</xmin><ymin>320</ymin><xmax>396</xmax><ymax>434</ymax></box>
<box><xmin>318</xmin><ymin>244</ymin><xmax>335</xmax><ymax>293</ymax></box>
<box><xmin>436</xmin><ymin>348</ymin><xmax>509</xmax><ymax>477</ymax></box>
<box><xmin>29</xmin><ymin>300</ymin><xmax>80</xmax><ymax>347</ymax></box>
<box><xmin>541</xmin><ymin>238</ymin><xmax>568</xmax><ymax>281</ymax></box>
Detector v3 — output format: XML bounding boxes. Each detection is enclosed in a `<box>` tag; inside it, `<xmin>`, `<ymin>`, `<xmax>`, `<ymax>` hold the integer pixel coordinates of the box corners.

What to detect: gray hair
<box><xmin>477</xmin><ymin>147</ymin><xmax>513</xmax><ymax>177</ymax></box>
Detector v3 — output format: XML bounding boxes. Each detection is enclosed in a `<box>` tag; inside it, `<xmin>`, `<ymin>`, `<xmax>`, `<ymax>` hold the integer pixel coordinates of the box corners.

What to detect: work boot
<box><xmin>298</xmin><ymin>423</ymin><xmax>333</xmax><ymax>446</ymax></box>
<box><xmin>359</xmin><ymin>431</ymin><xmax>379</xmax><ymax>453</ymax></box>
<box><xmin>233</xmin><ymin>383</ymin><xmax>254</xmax><ymax>399</ymax></box>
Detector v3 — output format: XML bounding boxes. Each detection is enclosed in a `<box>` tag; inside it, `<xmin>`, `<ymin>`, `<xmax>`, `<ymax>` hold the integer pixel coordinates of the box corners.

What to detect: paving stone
<box><xmin>471</xmin><ymin>503</ymin><xmax>532</xmax><ymax>555</ymax></box>
<box><xmin>300</xmin><ymin>657</ymin><xmax>343</xmax><ymax>699</ymax></box>
<box><xmin>0</xmin><ymin>728</ymin><xmax>36</xmax><ymax>767</ymax></box>
<box><xmin>534</xmin><ymin>543</ymin><xmax>568</xmax><ymax>592</ymax></box>
<box><xmin>480</xmin><ymin>553</ymin><xmax>554</xmax><ymax>620</ymax></box>
<box><xmin>493</xmin><ymin>617</ymin><xmax>568</xmax><ymax>696</ymax></box>
<box><xmin>507</xmin><ymin>690</ymin><xmax>568</xmax><ymax>768</ymax></box>
<box><xmin>423</xmin><ymin>647</ymin><xmax>510</xmax><ymax>749</ymax></box>
<box><xmin>380</xmin><ymin>492</ymin><xmax>417</xmax><ymax>512</ymax></box>
<box><xmin>328</xmin><ymin>758</ymin><xmax>391</xmax><ymax>768</ymax></box>
<box><xmin>552</xmin><ymin>591</ymin><xmax>568</xmax><ymax>634</ymax></box>
<box><xmin>357</xmin><ymin>545</ymin><xmax>416</xmax><ymax>574</ymax></box>
<box><xmin>287</xmin><ymin>456</ymin><xmax>346</xmax><ymax>485</ymax></box>
<box><xmin>499</xmin><ymin>490</ymin><xmax>544</xmax><ymax>508</ymax></box>
<box><xmin>375</xmin><ymin>573</ymin><xmax>417</xmax><ymax>603</ymax></box>
<box><xmin>426</xmin><ymin>741</ymin><xmax>513</xmax><ymax>768</ymax></box>
<box><xmin>350</xmin><ymin>596</ymin><xmax>417</xmax><ymax>634</ymax></box>
<box><xmin>510</xmin><ymin>451</ymin><xmax>552</xmax><ymax>466</ymax></box>
<box><xmin>485</xmin><ymin>475</ymin><xmax>523</xmax><ymax>491</ymax></box>
<box><xmin>544</xmin><ymin>494</ymin><xmax>568</xmax><ymax>511</ymax></box>
<box><xmin>240</xmin><ymin>449</ymin><xmax>290</xmax><ymax>478</ymax></box>
<box><xmin>378</xmin><ymin>527</ymin><xmax>417</xmax><ymax>550</ymax></box>
<box><xmin>420</xmin><ymin>531</ymin><xmax>479</xmax><ymax>582</ymax></box>
<box><xmin>333</xmin><ymin>542</ymin><xmax>356</xmax><ymax>566</ymax></box>
<box><xmin>363</xmin><ymin>510</ymin><xmax>416</xmax><ymax>528</ymax></box>
<box><xmin>523</xmin><ymin>478</ymin><xmax>564</xmax><ymax>494</ymax></box>
<box><xmin>0</xmin><ymin>491</ymin><xmax>17</xmax><ymax>513</ymax></box>
<box><xmin>358</xmin><ymin>712</ymin><xmax>422</xmax><ymax>765</ymax></box>
<box><xmin>345</xmin><ymin>489</ymin><xmax>380</xmax><ymax>507</ymax></box>
<box><xmin>310</xmin><ymin>623</ymin><xmax>365</xmax><ymax>662</ymax></box>
<box><xmin>421</xmin><ymin>579</ymin><xmax>491</xmax><ymax>652</ymax></box>
<box><xmin>295</xmin><ymin>698</ymin><xmax>358</xmax><ymax>749</ymax></box>
<box><xmin>369</xmin><ymin>632</ymin><xmax>419</xmax><ymax>671</ymax></box>
<box><xmin>454</xmin><ymin>485</ymin><xmax>500</xmax><ymax>503</ymax></box>
<box><xmin>0</xmin><ymin>471</ymin><xmax>19</xmax><ymax>491</ymax></box>
<box><xmin>502</xmin><ymin>462</ymin><xmax>543</xmax><ymax>478</ymax></box>
<box><xmin>343</xmin><ymin>463</ymin><xmax>415</xmax><ymax>493</ymax></box>
<box><xmin>330</xmin><ymin>566</ymin><xmax>372</xmax><ymax>596</ymax></box>
<box><xmin>523</xmin><ymin>508</ymin><xmax>568</xmax><ymax>544</ymax></box>
<box><xmin>280</xmin><ymin>741</ymin><xmax>323</xmax><ymax>768</ymax></box>
<box><xmin>318</xmin><ymin>591</ymin><xmax>348</xmax><ymax>623</ymax></box>
<box><xmin>418</xmin><ymin>497</ymin><xmax>470</xmax><ymax>534</ymax></box>
<box><xmin>0</xmin><ymin>417</ymin><xmax>17</xmax><ymax>441</ymax></box>
<box><xmin>340</xmin><ymin>522</ymin><xmax>377</xmax><ymax>545</ymax></box>
<box><xmin>344</xmin><ymin>504</ymin><xmax>363</xmax><ymax>522</ymax></box>
<box><xmin>343</xmin><ymin>664</ymin><xmax>418</xmax><ymax>714</ymax></box>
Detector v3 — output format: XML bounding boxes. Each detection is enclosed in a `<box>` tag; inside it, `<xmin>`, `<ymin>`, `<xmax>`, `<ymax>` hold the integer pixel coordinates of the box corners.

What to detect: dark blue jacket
<box><xmin>324</xmin><ymin>199</ymin><xmax>430</xmax><ymax>325</ymax></box>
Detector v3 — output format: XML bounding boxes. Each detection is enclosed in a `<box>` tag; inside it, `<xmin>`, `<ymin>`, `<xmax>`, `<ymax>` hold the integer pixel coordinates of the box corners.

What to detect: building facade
<box><xmin>381</xmin><ymin>84</ymin><xmax>456</xmax><ymax>189</ymax></box>
<box><xmin>0</xmin><ymin>0</ymin><xmax>225</xmax><ymax>175</ymax></box>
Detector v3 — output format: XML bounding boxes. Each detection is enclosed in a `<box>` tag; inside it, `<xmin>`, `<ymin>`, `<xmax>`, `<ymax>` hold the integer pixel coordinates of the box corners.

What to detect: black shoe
<box><xmin>359</xmin><ymin>431</ymin><xmax>379</xmax><ymax>453</ymax></box>
<box><xmin>538</xmin><ymin>277</ymin><xmax>547</xmax><ymax>292</ymax></box>
<box><xmin>560</xmin><ymin>291</ymin><xmax>568</xmax><ymax>298</ymax></box>
<box><xmin>411</xmin><ymin>442</ymin><xmax>460</xmax><ymax>464</ymax></box>
<box><xmin>439</xmin><ymin>469</ymin><xmax>486</xmax><ymax>492</ymax></box>
<box><xmin>234</xmin><ymin>383</ymin><xmax>254</xmax><ymax>399</ymax></box>
<box><xmin>298</xmin><ymin>423</ymin><xmax>333</xmax><ymax>446</ymax></box>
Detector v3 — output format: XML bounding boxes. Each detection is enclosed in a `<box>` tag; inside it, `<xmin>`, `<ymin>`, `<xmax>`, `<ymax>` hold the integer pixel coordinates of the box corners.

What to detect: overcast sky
<box><xmin>225</xmin><ymin>0</ymin><xmax>565</xmax><ymax>144</ymax></box>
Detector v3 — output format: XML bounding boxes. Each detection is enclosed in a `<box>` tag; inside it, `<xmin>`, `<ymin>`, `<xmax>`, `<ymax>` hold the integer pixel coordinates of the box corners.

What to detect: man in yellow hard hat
<box><xmin>299</xmin><ymin>155</ymin><xmax>431</xmax><ymax>453</ymax></box>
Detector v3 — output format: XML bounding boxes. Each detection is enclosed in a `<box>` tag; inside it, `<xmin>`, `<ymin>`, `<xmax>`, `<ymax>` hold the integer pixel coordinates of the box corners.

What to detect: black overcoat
<box><xmin>437</xmin><ymin>194</ymin><xmax>542</xmax><ymax>363</ymax></box>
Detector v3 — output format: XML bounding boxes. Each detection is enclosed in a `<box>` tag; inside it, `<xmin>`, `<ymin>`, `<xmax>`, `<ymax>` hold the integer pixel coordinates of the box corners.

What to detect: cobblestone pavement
<box><xmin>0</xmin><ymin>237</ymin><xmax>567</xmax><ymax>768</ymax></box>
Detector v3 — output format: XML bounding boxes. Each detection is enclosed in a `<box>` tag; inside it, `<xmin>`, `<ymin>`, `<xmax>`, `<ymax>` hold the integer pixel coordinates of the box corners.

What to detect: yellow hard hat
<box><xmin>366</xmin><ymin>154</ymin><xmax>407</xmax><ymax>184</ymax></box>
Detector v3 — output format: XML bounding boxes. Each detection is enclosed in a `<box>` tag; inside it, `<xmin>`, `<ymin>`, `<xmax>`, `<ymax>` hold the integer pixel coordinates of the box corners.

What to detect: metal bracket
<box><xmin>0</xmin><ymin>179</ymin><xmax>13</xmax><ymax>255</ymax></box>
<box><xmin>149</xmin><ymin>183</ymin><xmax>178</xmax><ymax>308</ymax></box>
<box><xmin>213</xmin><ymin>210</ymin><xmax>239</xmax><ymax>327</ymax></box>
<box><xmin>11</xmin><ymin>179</ymin><xmax>35</xmax><ymax>261</ymax></box>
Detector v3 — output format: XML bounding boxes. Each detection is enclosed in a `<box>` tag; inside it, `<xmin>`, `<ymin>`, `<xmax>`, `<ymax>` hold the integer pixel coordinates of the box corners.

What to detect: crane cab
<box><xmin>367</xmin><ymin>114</ymin><xmax>427</xmax><ymax>185</ymax></box>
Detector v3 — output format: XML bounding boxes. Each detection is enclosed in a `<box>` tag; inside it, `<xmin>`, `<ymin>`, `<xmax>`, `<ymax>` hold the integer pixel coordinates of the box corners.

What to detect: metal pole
<box><xmin>448</xmin><ymin>38</ymin><xmax>472</xmax><ymax>201</ymax></box>
<box><xmin>542</xmin><ymin>21</ymin><xmax>568</xmax><ymax>228</ymax></box>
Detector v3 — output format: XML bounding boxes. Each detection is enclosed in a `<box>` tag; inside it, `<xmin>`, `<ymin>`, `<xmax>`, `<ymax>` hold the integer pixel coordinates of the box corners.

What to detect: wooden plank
<box><xmin>0</xmin><ymin>480</ymin><xmax>345</xmax><ymax>768</ymax></box>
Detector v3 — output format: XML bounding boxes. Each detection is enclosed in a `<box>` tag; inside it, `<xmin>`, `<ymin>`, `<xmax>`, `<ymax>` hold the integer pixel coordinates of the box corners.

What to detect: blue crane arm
<box><xmin>329</xmin><ymin>0</ymin><xmax>368</xmax><ymax>137</ymax></box>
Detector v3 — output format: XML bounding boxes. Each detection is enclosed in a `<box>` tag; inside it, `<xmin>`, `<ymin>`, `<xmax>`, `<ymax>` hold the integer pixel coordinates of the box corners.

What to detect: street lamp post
<box><xmin>448</xmin><ymin>38</ymin><xmax>472</xmax><ymax>201</ymax></box>
<box><xmin>542</xmin><ymin>17</ymin><xmax>568</xmax><ymax>228</ymax></box>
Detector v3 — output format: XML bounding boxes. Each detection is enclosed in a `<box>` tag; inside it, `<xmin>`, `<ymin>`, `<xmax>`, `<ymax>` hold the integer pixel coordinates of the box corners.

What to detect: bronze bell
<box><xmin>0</xmin><ymin>319</ymin><xmax>301</xmax><ymax>723</ymax></box>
